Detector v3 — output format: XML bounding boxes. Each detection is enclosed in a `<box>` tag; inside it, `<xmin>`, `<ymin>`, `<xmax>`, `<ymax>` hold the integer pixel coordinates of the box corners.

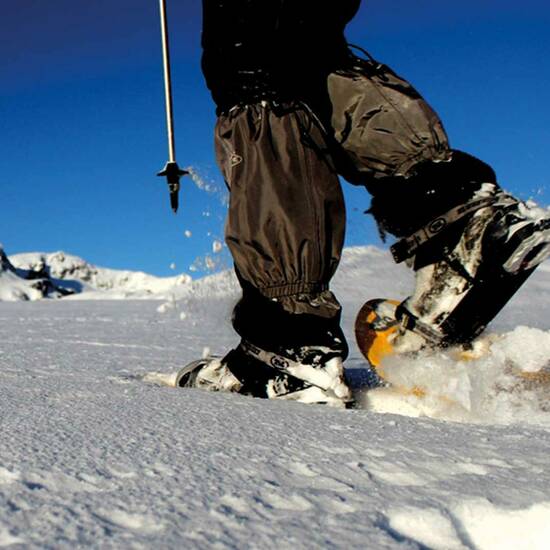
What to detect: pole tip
<box><xmin>157</xmin><ymin>161</ymin><xmax>188</xmax><ymax>213</ymax></box>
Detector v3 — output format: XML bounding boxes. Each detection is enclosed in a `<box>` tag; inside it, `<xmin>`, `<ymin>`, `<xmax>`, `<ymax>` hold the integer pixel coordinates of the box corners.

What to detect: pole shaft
<box><xmin>159</xmin><ymin>0</ymin><xmax>176</xmax><ymax>162</ymax></box>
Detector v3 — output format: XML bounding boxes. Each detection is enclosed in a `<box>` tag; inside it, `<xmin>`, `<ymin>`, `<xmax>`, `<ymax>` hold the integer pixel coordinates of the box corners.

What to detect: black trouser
<box><xmin>215</xmin><ymin>101</ymin><xmax>348</xmax><ymax>356</ymax></box>
<box><xmin>214</xmin><ymin>60</ymin><xmax>458</xmax><ymax>358</ymax></box>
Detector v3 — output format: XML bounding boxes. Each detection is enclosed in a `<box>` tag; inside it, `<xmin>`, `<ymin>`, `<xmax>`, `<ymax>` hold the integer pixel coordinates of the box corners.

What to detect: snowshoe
<box><xmin>354</xmin><ymin>299</ymin><xmax>486</xmax><ymax>371</ymax></box>
<box><xmin>354</xmin><ymin>297</ymin><xmax>550</xmax><ymax>414</ymax></box>
<box><xmin>354</xmin><ymin>299</ymin><xmax>402</xmax><ymax>375</ymax></box>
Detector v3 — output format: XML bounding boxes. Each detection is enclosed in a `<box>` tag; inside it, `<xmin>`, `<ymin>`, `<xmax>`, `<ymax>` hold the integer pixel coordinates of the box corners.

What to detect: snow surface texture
<box><xmin>1</xmin><ymin>246</ymin><xmax>550</xmax><ymax>548</ymax></box>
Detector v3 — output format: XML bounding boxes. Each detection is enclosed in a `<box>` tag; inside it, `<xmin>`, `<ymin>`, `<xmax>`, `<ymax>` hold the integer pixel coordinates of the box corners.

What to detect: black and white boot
<box><xmin>176</xmin><ymin>342</ymin><xmax>353</xmax><ymax>408</ymax></box>
<box><xmin>370</xmin><ymin>151</ymin><xmax>550</xmax><ymax>351</ymax></box>
<box><xmin>392</xmin><ymin>183</ymin><xmax>550</xmax><ymax>351</ymax></box>
<box><xmin>239</xmin><ymin>340</ymin><xmax>353</xmax><ymax>406</ymax></box>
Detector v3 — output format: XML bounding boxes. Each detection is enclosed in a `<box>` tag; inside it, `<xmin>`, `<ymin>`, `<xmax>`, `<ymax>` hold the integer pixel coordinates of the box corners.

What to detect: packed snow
<box><xmin>1</xmin><ymin>246</ymin><xmax>550</xmax><ymax>548</ymax></box>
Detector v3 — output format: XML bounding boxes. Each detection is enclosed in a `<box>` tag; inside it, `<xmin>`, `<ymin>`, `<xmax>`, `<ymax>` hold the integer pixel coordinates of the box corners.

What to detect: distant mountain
<box><xmin>0</xmin><ymin>245</ymin><xmax>73</xmax><ymax>301</ymax></box>
<box><xmin>1</xmin><ymin>249</ymin><xmax>192</xmax><ymax>301</ymax></box>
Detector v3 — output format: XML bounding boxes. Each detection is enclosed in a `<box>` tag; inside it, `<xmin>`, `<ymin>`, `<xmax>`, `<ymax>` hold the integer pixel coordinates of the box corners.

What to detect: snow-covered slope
<box><xmin>1</xmin><ymin>246</ymin><xmax>550</xmax><ymax>548</ymax></box>
<box><xmin>1</xmin><ymin>245</ymin><xmax>405</xmax><ymax>303</ymax></box>
<box><xmin>5</xmin><ymin>251</ymin><xmax>192</xmax><ymax>300</ymax></box>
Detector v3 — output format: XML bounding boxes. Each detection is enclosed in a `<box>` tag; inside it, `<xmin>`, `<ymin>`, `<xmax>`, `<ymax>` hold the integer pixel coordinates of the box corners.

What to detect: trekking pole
<box><xmin>157</xmin><ymin>0</ymin><xmax>188</xmax><ymax>213</ymax></box>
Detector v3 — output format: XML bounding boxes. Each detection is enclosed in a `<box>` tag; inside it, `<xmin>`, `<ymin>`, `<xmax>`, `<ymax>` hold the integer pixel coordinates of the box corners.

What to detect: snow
<box><xmin>358</xmin><ymin>326</ymin><xmax>550</xmax><ymax>425</ymax></box>
<box><xmin>0</xmin><ymin>268</ymin><xmax>43</xmax><ymax>302</ymax></box>
<box><xmin>0</xmin><ymin>246</ymin><xmax>49</xmax><ymax>302</ymax></box>
<box><xmin>1</xmin><ymin>246</ymin><xmax>550</xmax><ymax>548</ymax></box>
<box><xmin>6</xmin><ymin>251</ymin><xmax>192</xmax><ymax>301</ymax></box>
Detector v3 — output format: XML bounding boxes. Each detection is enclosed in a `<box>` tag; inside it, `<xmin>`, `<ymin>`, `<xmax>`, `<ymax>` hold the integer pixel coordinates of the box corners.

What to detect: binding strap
<box><xmin>394</xmin><ymin>304</ymin><xmax>445</xmax><ymax>345</ymax></box>
<box><xmin>239</xmin><ymin>341</ymin><xmax>348</xmax><ymax>395</ymax></box>
<box><xmin>391</xmin><ymin>196</ymin><xmax>495</xmax><ymax>263</ymax></box>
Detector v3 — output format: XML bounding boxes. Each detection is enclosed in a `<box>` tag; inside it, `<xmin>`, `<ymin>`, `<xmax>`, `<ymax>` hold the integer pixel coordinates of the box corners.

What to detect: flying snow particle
<box><xmin>184</xmin><ymin>230</ymin><xmax>192</xmax><ymax>238</ymax></box>
<box><xmin>212</xmin><ymin>240</ymin><xmax>223</xmax><ymax>253</ymax></box>
<box><xmin>205</xmin><ymin>256</ymin><xmax>216</xmax><ymax>270</ymax></box>
<box><xmin>188</xmin><ymin>168</ymin><xmax>214</xmax><ymax>193</ymax></box>
<box><xmin>169</xmin><ymin>263</ymin><xmax>176</xmax><ymax>270</ymax></box>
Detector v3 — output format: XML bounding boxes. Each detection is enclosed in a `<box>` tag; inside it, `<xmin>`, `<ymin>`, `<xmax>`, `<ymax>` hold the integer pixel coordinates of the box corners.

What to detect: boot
<box><xmin>390</xmin><ymin>182</ymin><xmax>550</xmax><ymax>351</ymax></box>
<box><xmin>176</xmin><ymin>343</ymin><xmax>353</xmax><ymax>408</ymax></box>
<box><xmin>175</xmin><ymin>356</ymin><xmax>242</xmax><ymax>392</ymax></box>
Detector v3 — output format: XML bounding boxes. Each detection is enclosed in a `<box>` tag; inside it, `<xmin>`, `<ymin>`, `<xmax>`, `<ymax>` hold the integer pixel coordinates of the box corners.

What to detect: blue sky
<box><xmin>1</xmin><ymin>1</ymin><xmax>549</xmax><ymax>276</ymax></box>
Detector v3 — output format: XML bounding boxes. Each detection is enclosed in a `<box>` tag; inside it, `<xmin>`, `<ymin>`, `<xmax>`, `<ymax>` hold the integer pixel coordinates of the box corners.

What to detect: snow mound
<box><xmin>359</xmin><ymin>326</ymin><xmax>550</xmax><ymax>425</ymax></box>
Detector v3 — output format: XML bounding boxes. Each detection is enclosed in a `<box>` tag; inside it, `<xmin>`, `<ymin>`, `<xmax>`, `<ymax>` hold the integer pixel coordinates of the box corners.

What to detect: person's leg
<box><xmin>326</xmin><ymin>55</ymin><xmax>550</xmax><ymax>349</ymax></box>
<box><xmin>180</xmin><ymin>101</ymin><xmax>352</xmax><ymax>406</ymax></box>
